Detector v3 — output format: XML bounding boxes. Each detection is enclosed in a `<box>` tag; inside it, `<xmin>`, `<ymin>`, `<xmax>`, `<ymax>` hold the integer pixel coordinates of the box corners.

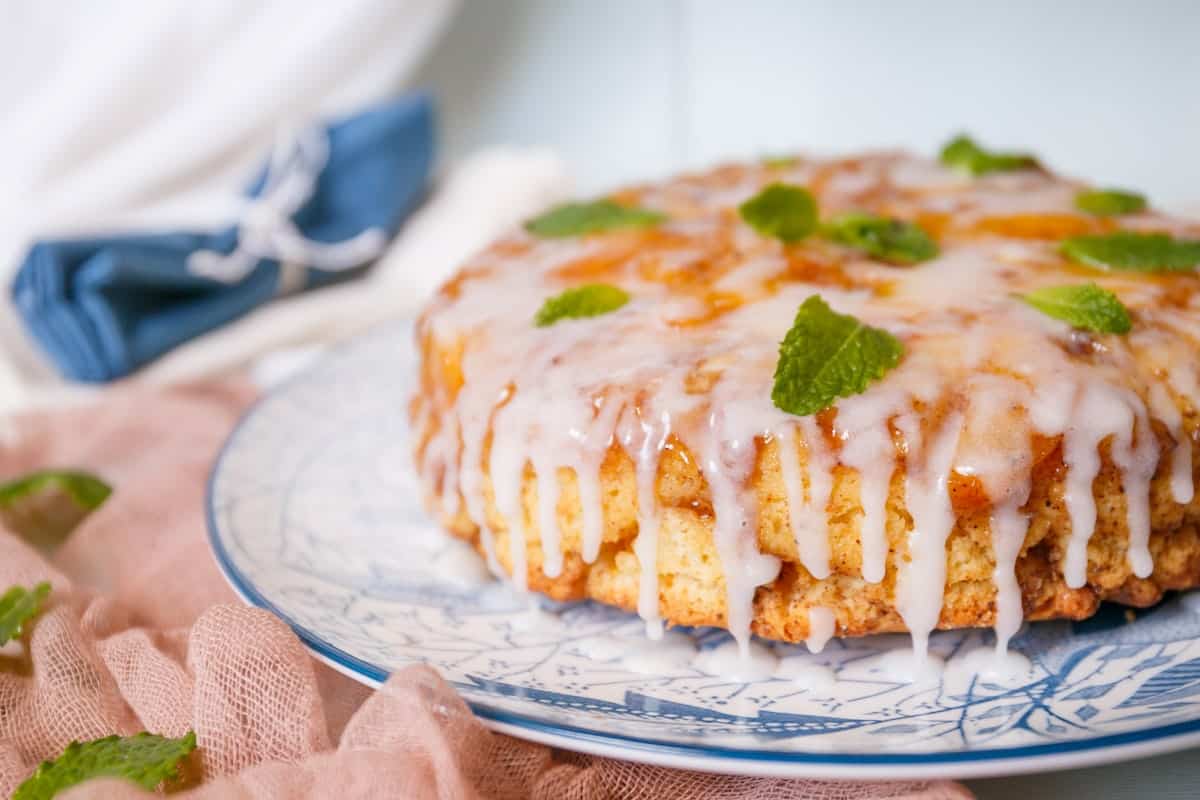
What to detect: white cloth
<box><xmin>0</xmin><ymin>0</ymin><xmax>572</xmax><ymax>411</ymax></box>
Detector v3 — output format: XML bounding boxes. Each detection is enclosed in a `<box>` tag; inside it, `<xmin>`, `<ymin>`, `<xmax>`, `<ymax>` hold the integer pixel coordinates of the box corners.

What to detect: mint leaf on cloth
<box><xmin>14</xmin><ymin>731</ymin><xmax>197</xmax><ymax>800</ymax></box>
<box><xmin>0</xmin><ymin>470</ymin><xmax>111</xmax><ymax>510</ymax></box>
<box><xmin>1019</xmin><ymin>283</ymin><xmax>1132</xmax><ymax>334</ymax></box>
<box><xmin>0</xmin><ymin>470</ymin><xmax>112</xmax><ymax>553</ymax></box>
<box><xmin>822</xmin><ymin>212</ymin><xmax>939</xmax><ymax>265</ymax></box>
<box><xmin>0</xmin><ymin>582</ymin><xmax>51</xmax><ymax>646</ymax></box>
<box><xmin>1075</xmin><ymin>188</ymin><xmax>1147</xmax><ymax>217</ymax></box>
<box><xmin>525</xmin><ymin>200</ymin><xmax>665</xmax><ymax>238</ymax></box>
<box><xmin>939</xmin><ymin>134</ymin><xmax>1038</xmax><ymax>176</ymax></box>
<box><xmin>738</xmin><ymin>183</ymin><xmax>819</xmax><ymax>243</ymax></box>
<box><xmin>1061</xmin><ymin>232</ymin><xmax>1200</xmax><ymax>273</ymax></box>
<box><xmin>535</xmin><ymin>284</ymin><xmax>630</xmax><ymax>327</ymax></box>
<box><xmin>772</xmin><ymin>295</ymin><xmax>905</xmax><ymax>416</ymax></box>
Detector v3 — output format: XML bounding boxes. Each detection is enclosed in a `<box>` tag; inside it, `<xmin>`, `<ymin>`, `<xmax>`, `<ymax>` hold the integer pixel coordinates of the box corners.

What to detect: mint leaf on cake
<box><xmin>535</xmin><ymin>284</ymin><xmax>631</xmax><ymax>327</ymax></box>
<box><xmin>1019</xmin><ymin>283</ymin><xmax>1132</xmax><ymax>334</ymax></box>
<box><xmin>822</xmin><ymin>212</ymin><xmax>939</xmax><ymax>265</ymax></box>
<box><xmin>772</xmin><ymin>295</ymin><xmax>904</xmax><ymax>416</ymax></box>
<box><xmin>940</xmin><ymin>134</ymin><xmax>1038</xmax><ymax>176</ymax></box>
<box><xmin>738</xmin><ymin>183</ymin><xmax>819</xmax><ymax>243</ymax></box>
<box><xmin>525</xmin><ymin>200</ymin><xmax>665</xmax><ymax>238</ymax></box>
<box><xmin>1075</xmin><ymin>188</ymin><xmax>1147</xmax><ymax>217</ymax></box>
<box><xmin>1060</xmin><ymin>232</ymin><xmax>1200</xmax><ymax>272</ymax></box>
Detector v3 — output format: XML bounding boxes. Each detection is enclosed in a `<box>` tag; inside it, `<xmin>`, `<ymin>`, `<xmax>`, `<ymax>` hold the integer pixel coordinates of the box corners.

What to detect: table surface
<box><xmin>967</xmin><ymin>747</ymin><xmax>1198</xmax><ymax>799</ymax></box>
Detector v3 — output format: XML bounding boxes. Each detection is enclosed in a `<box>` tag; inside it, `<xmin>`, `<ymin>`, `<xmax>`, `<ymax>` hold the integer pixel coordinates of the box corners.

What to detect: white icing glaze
<box><xmin>867</xmin><ymin>647</ymin><xmax>946</xmax><ymax>684</ymax></box>
<box><xmin>511</xmin><ymin>602</ymin><xmax>562</xmax><ymax>633</ymax></box>
<box><xmin>414</xmin><ymin>150</ymin><xmax>1200</xmax><ymax>676</ymax></box>
<box><xmin>576</xmin><ymin>629</ymin><xmax>698</xmax><ymax>673</ymax></box>
<box><xmin>945</xmin><ymin>646</ymin><xmax>1034</xmax><ymax>684</ymax></box>
<box><xmin>432</xmin><ymin>538</ymin><xmax>495</xmax><ymax>588</ymax></box>
<box><xmin>621</xmin><ymin>631</ymin><xmax>698</xmax><ymax>673</ymax></box>
<box><xmin>805</xmin><ymin>607</ymin><xmax>836</xmax><ymax>654</ymax></box>
<box><xmin>895</xmin><ymin>411</ymin><xmax>963</xmax><ymax>667</ymax></box>
<box><xmin>692</xmin><ymin>638</ymin><xmax>779</xmax><ymax>681</ymax></box>
<box><xmin>773</xmin><ymin>657</ymin><xmax>836</xmax><ymax>690</ymax></box>
<box><xmin>620</xmin><ymin>406</ymin><xmax>671</xmax><ymax>638</ymax></box>
<box><xmin>777</xmin><ymin>420</ymin><xmax>834</xmax><ymax>579</ymax></box>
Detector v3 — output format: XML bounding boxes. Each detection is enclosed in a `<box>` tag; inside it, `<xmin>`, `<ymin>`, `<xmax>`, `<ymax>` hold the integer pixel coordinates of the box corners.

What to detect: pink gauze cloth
<box><xmin>0</xmin><ymin>379</ymin><xmax>972</xmax><ymax>800</ymax></box>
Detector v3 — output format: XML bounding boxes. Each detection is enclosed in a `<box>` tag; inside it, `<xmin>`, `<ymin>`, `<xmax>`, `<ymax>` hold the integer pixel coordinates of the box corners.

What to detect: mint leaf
<box><xmin>739</xmin><ymin>183</ymin><xmax>819</xmax><ymax>243</ymax></box>
<box><xmin>14</xmin><ymin>732</ymin><xmax>197</xmax><ymax>800</ymax></box>
<box><xmin>762</xmin><ymin>154</ymin><xmax>800</xmax><ymax>169</ymax></box>
<box><xmin>0</xmin><ymin>470</ymin><xmax>111</xmax><ymax>510</ymax></box>
<box><xmin>0</xmin><ymin>582</ymin><xmax>50</xmax><ymax>645</ymax></box>
<box><xmin>535</xmin><ymin>284</ymin><xmax>630</xmax><ymax>327</ymax></box>
<box><xmin>525</xmin><ymin>200</ymin><xmax>665</xmax><ymax>238</ymax></box>
<box><xmin>1075</xmin><ymin>189</ymin><xmax>1147</xmax><ymax>217</ymax></box>
<box><xmin>939</xmin><ymin>134</ymin><xmax>1038</xmax><ymax>176</ymax></box>
<box><xmin>1019</xmin><ymin>283</ymin><xmax>1132</xmax><ymax>334</ymax></box>
<box><xmin>772</xmin><ymin>295</ymin><xmax>904</xmax><ymax>416</ymax></box>
<box><xmin>822</xmin><ymin>212</ymin><xmax>938</xmax><ymax>265</ymax></box>
<box><xmin>0</xmin><ymin>470</ymin><xmax>112</xmax><ymax>553</ymax></box>
<box><xmin>1060</xmin><ymin>232</ymin><xmax>1200</xmax><ymax>273</ymax></box>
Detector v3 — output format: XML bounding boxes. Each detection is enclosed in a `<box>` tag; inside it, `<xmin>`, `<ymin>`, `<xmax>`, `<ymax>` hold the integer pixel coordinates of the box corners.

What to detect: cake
<box><xmin>411</xmin><ymin>137</ymin><xmax>1200</xmax><ymax>664</ymax></box>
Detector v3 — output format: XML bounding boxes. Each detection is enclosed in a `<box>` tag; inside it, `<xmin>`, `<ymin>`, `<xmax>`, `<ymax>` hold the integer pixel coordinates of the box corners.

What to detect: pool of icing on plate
<box><xmin>414</xmin><ymin>152</ymin><xmax>1200</xmax><ymax>679</ymax></box>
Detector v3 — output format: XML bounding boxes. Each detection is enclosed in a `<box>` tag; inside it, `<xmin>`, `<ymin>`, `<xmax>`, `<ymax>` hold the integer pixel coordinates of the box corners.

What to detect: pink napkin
<box><xmin>0</xmin><ymin>380</ymin><xmax>970</xmax><ymax>799</ymax></box>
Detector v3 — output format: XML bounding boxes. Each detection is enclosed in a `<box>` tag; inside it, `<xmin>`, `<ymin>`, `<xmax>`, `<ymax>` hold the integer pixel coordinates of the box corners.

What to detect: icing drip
<box><xmin>692</xmin><ymin>638</ymin><xmax>779</xmax><ymax>681</ymax></box>
<box><xmin>574</xmin><ymin>395</ymin><xmax>622</xmax><ymax>562</ymax></box>
<box><xmin>489</xmin><ymin>416</ymin><xmax>531</xmax><ymax>592</ymax></box>
<box><xmin>1057</xmin><ymin>382</ymin><xmax>1157</xmax><ymax>587</ymax></box>
<box><xmin>989</xmin><ymin>500</ymin><xmax>1030</xmax><ymax>654</ymax></box>
<box><xmin>805</xmin><ymin>607</ymin><xmax>836</xmax><ymax>654</ymax></box>
<box><xmin>777</xmin><ymin>422</ymin><xmax>833</xmax><ymax>579</ymax></box>
<box><xmin>699</xmin><ymin>409</ymin><xmax>784</xmax><ymax>659</ymax></box>
<box><xmin>835</xmin><ymin>417</ymin><xmax>894</xmax><ymax>584</ymax></box>
<box><xmin>1148</xmin><ymin>383</ymin><xmax>1194</xmax><ymax>506</ymax></box>
<box><xmin>895</xmin><ymin>412</ymin><xmax>963</xmax><ymax>666</ymax></box>
<box><xmin>621</xmin><ymin>407</ymin><xmax>672</xmax><ymax>638</ymax></box>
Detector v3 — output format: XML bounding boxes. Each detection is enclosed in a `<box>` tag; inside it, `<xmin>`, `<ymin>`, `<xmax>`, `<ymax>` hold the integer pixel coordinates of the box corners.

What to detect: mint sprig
<box><xmin>1075</xmin><ymin>188</ymin><xmax>1147</xmax><ymax>217</ymax></box>
<box><xmin>525</xmin><ymin>200</ymin><xmax>665</xmax><ymax>238</ymax></box>
<box><xmin>822</xmin><ymin>212</ymin><xmax>938</xmax><ymax>265</ymax></box>
<box><xmin>1060</xmin><ymin>232</ymin><xmax>1200</xmax><ymax>273</ymax></box>
<box><xmin>0</xmin><ymin>582</ymin><xmax>50</xmax><ymax>645</ymax></box>
<box><xmin>1018</xmin><ymin>283</ymin><xmax>1132</xmax><ymax>334</ymax></box>
<box><xmin>14</xmin><ymin>732</ymin><xmax>197</xmax><ymax>800</ymax></box>
<box><xmin>535</xmin><ymin>284</ymin><xmax>630</xmax><ymax>327</ymax></box>
<box><xmin>739</xmin><ymin>183</ymin><xmax>819</xmax><ymax>243</ymax></box>
<box><xmin>772</xmin><ymin>295</ymin><xmax>904</xmax><ymax>416</ymax></box>
<box><xmin>939</xmin><ymin>134</ymin><xmax>1038</xmax><ymax>176</ymax></box>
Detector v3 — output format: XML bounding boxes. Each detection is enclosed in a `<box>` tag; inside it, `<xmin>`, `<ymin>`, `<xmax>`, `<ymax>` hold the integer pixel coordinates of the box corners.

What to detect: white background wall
<box><xmin>417</xmin><ymin>0</ymin><xmax>1200</xmax><ymax>211</ymax></box>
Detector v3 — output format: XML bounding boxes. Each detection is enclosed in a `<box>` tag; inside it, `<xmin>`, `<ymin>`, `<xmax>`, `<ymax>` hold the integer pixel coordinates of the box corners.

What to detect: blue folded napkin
<box><xmin>12</xmin><ymin>93</ymin><xmax>435</xmax><ymax>382</ymax></box>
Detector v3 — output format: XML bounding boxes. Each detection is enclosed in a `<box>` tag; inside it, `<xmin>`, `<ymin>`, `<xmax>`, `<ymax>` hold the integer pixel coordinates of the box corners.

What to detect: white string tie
<box><xmin>188</xmin><ymin>125</ymin><xmax>386</xmax><ymax>288</ymax></box>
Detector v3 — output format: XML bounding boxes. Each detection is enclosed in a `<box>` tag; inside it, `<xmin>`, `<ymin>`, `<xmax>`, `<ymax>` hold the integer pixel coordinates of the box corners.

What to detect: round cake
<box><xmin>411</xmin><ymin>141</ymin><xmax>1200</xmax><ymax>664</ymax></box>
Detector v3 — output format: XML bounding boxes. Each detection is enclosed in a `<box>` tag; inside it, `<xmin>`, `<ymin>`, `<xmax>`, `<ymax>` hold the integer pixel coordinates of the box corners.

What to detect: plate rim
<box><xmin>205</xmin><ymin>327</ymin><xmax>1200</xmax><ymax>780</ymax></box>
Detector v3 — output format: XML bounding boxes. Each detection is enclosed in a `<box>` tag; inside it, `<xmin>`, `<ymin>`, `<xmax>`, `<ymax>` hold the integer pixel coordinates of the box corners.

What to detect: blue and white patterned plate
<box><xmin>207</xmin><ymin>320</ymin><xmax>1200</xmax><ymax>780</ymax></box>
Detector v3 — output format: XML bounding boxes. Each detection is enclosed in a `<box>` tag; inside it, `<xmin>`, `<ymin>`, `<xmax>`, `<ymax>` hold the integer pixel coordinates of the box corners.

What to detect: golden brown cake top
<box><xmin>415</xmin><ymin>145</ymin><xmax>1200</xmax><ymax>660</ymax></box>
